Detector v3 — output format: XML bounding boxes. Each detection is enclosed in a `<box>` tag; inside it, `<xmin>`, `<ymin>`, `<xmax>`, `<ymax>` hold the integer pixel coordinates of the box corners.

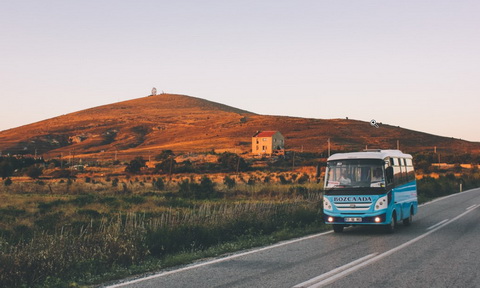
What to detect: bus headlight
<box><xmin>374</xmin><ymin>195</ymin><xmax>388</xmax><ymax>211</ymax></box>
<box><xmin>323</xmin><ymin>198</ymin><xmax>333</xmax><ymax>211</ymax></box>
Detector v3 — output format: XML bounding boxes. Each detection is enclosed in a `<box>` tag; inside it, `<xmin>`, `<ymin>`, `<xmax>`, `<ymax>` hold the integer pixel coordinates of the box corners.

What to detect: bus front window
<box><xmin>325</xmin><ymin>159</ymin><xmax>385</xmax><ymax>189</ymax></box>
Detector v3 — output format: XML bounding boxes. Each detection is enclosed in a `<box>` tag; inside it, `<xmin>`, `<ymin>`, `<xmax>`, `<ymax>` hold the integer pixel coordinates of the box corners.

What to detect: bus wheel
<box><xmin>403</xmin><ymin>207</ymin><xmax>413</xmax><ymax>226</ymax></box>
<box><xmin>333</xmin><ymin>224</ymin><xmax>344</xmax><ymax>233</ymax></box>
<box><xmin>384</xmin><ymin>213</ymin><xmax>396</xmax><ymax>234</ymax></box>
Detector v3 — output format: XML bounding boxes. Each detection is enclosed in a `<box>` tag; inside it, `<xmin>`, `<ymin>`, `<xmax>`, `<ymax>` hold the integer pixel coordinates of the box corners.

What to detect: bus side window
<box><xmin>406</xmin><ymin>158</ymin><xmax>415</xmax><ymax>182</ymax></box>
<box><xmin>393</xmin><ymin>158</ymin><xmax>404</xmax><ymax>185</ymax></box>
<box><xmin>398</xmin><ymin>158</ymin><xmax>404</xmax><ymax>184</ymax></box>
<box><xmin>385</xmin><ymin>166</ymin><xmax>394</xmax><ymax>185</ymax></box>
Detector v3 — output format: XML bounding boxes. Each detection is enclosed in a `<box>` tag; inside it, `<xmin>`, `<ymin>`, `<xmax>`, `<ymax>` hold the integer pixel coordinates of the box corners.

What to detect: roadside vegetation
<box><xmin>0</xmin><ymin>151</ymin><xmax>479</xmax><ymax>287</ymax></box>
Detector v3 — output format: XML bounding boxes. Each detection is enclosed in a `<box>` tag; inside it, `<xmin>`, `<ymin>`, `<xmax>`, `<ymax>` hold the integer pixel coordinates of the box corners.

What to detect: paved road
<box><xmin>106</xmin><ymin>188</ymin><xmax>480</xmax><ymax>288</ymax></box>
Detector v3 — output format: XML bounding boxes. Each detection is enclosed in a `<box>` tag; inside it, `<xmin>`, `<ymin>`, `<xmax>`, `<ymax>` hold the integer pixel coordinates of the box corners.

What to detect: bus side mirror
<box><xmin>386</xmin><ymin>167</ymin><xmax>394</xmax><ymax>183</ymax></box>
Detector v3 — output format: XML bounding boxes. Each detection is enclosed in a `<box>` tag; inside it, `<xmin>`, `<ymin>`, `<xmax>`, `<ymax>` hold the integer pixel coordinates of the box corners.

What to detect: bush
<box><xmin>178</xmin><ymin>176</ymin><xmax>218</xmax><ymax>199</ymax></box>
<box><xmin>155</xmin><ymin>158</ymin><xmax>176</xmax><ymax>174</ymax></box>
<box><xmin>125</xmin><ymin>157</ymin><xmax>147</xmax><ymax>174</ymax></box>
<box><xmin>223</xmin><ymin>176</ymin><xmax>236</xmax><ymax>189</ymax></box>
<box><xmin>297</xmin><ymin>173</ymin><xmax>310</xmax><ymax>184</ymax></box>
<box><xmin>4</xmin><ymin>178</ymin><xmax>12</xmax><ymax>186</ymax></box>
<box><xmin>218</xmin><ymin>152</ymin><xmax>249</xmax><ymax>172</ymax></box>
<box><xmin>153</xmin><ymin>177</ymin><xmax>165</xmax><ymax>190</ymax></box>
<box><xmin>26</xmin><ymin>166</ymin><xmax>43</xmax><ymax>179</ymax></box>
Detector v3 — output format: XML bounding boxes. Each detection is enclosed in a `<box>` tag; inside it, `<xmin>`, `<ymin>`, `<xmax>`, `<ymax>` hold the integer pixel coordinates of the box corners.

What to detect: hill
<box><xmin>0</xmin><ymin>93</ymin><xmax>479</xmax><ymax>161</ymax></box>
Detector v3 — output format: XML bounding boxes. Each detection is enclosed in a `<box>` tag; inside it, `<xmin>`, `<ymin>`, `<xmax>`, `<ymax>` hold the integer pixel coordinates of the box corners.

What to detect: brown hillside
<box><xmin>0</xmin><ymin>93</ymin><xmax>479</xmax><ymax>160</ymax></box>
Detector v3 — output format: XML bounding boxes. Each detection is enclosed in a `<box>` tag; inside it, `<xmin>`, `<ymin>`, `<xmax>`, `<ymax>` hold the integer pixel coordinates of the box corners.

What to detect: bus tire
<box><xmin>385</xmin><ymin>213</ymin><xmax>396</xmax><ymax>233</ymax></box>
<box><xmin>333</xmin><ymin>224</ymin><xmax>344</xmax><ymax>233</ymax></box>
<box><xmin>403</xmin><ymin>207</ymin><xmax>413</xmax><ymax>226</ymax></box>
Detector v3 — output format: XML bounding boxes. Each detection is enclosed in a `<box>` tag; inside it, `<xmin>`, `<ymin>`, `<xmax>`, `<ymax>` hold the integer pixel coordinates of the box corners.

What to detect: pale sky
<box><xmin>1</xmin><ymin>1</ymin><xmax>479</xmax><ymax>142</ymax></box>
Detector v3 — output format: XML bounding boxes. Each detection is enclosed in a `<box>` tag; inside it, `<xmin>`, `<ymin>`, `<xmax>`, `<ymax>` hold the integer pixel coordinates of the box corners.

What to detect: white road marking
<box><xmin>466</xmin><ymin>204</ymin><xmax>478</xmax><ymax>210</ymax></box>
<box><xmin>293</xmin><ymin>204</ymin><xmax>480</xmax><ymax>288</ymax></box>
<box><xmin>427</xmin><ymin>219</ymin><xmax>449</xmax><ymax>230</ymax></box>
<box><xmin>420</xmin><ymin>187</ymin><xmax>480</xmax><ymax>207</ymax></box>
<box><xmin>107</xmin><ymin>230</ymin><xmax>333</xmax><ymax>287</ymax></box>
<box><xmin>292</xmin><ymin>253</ymin><xmax>378</xmax><ymax>288</ymax></box>
<box><xmin>108</xmin><ymin>188</ymin><xmax>480</xmax><ymax>287</ymax></box>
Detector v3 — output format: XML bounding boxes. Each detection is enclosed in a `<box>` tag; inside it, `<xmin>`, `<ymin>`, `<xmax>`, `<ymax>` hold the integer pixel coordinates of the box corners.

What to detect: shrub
<box><xmin>125</xmin><ymin>157</ymin><xmax>147</xmax><ymax>174</ymax></box>
<box><xmin>26</xmin><ymin>166</ymin><xmax>43</xmax><ymax>179</ymax></box>
<box><xmin>154</xmin><ymin>150</ymin><xmax>175</xmax><ymax>161</ymax></box>
<box><xmin>0</xmin><ymin>160</ymin><xmax>14</xmax><ymax>179</ymax></box>
<box><xmin>278</xmin><ymin>175</ymin><xmax>290</xmax><ymax>185</ymax></box>
<box><xmin>223</xmin><ymin>176</ymin><xmax>236</xmax><ymax>189</ymax></box>
<box><xmin>4</xmin><ymin>178</ymin><xmax>12</xmax><ymax>186</ymax></box>
<box><xmin>123</xmin><ymin>195</ymin><xmax>146</xmax><ymax>205</ymax></box>
<box><xmin>153</xmin><ymin>177</ymin><xmax>165</xmax><ymax>190</ymax></box>
<box><xmin>178</xmin><ymin>176</ymin><xmax>218</xmax><ymax>199</ymax></box>
<box><xmin>155</xmin><ymin>158</ymin><xmax>176</xmax><ymax>174</ymax></box>
<box><xmin>297</xmin><ymin>173</ymin><xmax>310</xmax><ymax>184</ymax></box>
<box><xmin>218</xmin><ymin>152</ymin><xmax>249</xmax><ymax>172</ymax></box>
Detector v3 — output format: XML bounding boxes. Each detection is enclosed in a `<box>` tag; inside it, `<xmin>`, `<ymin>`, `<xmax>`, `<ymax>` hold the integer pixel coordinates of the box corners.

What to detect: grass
<box><xmin>0</xmin><ymin>169</ymin><xmax>479</xmax><ymax>287</ymax></box>
<box><xmin>0</xmin><ymin>177</ymin><xmax>325</xmax><ymax>287</ymax></box>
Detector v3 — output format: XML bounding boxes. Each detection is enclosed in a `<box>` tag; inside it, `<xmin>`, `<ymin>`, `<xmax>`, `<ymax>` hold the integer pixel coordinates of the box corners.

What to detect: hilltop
<box><xmin>0</xmin><ymin>93</ymin><xmax>479</xmax><ymax>160</ymax></box>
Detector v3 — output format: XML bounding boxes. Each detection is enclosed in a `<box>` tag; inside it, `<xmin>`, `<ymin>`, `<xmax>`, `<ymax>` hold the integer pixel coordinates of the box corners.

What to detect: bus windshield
<box><xmin>325</xmin><ymin>159</ymin><xmax>386</xmax><ymax>190</ymax></box>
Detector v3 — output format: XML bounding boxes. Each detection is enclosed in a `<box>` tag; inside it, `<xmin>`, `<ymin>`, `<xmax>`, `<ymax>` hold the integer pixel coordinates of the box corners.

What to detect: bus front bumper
<box><xmin>324</xmin><ymin>213</ymin><xmax>387</xmax><ymax>225</ymax></box>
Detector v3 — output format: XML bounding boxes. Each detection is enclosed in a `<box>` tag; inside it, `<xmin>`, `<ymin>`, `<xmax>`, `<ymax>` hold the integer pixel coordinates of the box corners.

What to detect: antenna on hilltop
<box><xmin>151</xmin><ymin>87</ymin><xmax>157</xmax><ymax>96</ymax></box>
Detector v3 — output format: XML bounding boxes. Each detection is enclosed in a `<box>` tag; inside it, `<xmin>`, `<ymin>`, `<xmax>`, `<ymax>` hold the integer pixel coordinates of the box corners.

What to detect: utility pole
<box><xmin>292</xmin><ymin>151</ymin><xmax>296</xmax><ymax>169</ymax></box>
<box><xmin>236</xmin><ymin>156</ymin><xmax>240</xmax><ymax>175</ymax></box>
<box><xmin>328</xmin><ymin>138</ymin><xmax>331</xmax><ymax>157</ymax></box>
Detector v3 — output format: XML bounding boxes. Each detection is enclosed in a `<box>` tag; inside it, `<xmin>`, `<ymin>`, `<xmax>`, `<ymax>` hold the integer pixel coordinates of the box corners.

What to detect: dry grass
<box><xmin>2</xmin><ymin>93</ymin><xmax>479</xmax><ymax>161</ymax></box>
<box><xmin>0</xmin><ymin>176</ymin><xmax>324</xmax><ymax>287</ymax></box>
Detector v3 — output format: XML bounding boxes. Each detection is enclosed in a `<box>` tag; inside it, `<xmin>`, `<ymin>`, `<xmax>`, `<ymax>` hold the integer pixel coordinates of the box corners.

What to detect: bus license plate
<box><xmin>345</xmin><ymin>217</ymin><xmax>362</xmax><ymax>222</ymax></box>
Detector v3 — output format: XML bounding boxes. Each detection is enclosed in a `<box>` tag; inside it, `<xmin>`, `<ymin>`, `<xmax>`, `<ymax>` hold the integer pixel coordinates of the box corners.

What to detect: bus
<box><xmin>323</xmin><ymin>150</ymin><xmax>417</xmax><ymax>233</ymax></box>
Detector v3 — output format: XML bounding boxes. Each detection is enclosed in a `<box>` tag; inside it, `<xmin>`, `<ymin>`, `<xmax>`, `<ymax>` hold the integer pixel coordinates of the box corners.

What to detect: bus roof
<box><xmin>327</xmin><ymin>150</ymin><xmax>412</xmax><ymax>161</ymax></box>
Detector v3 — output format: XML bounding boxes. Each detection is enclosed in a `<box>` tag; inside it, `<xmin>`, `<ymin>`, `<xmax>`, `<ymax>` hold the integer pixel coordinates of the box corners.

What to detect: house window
<box><xmin>263</xmin><ymin>138</ymin><xmax>267</xmax><ymax>141</ymax></box>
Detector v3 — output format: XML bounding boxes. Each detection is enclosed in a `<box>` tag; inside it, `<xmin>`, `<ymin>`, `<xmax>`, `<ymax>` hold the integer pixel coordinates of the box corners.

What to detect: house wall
<box><xmin>251</xmin><ymin>132</ymin><xmax>284</xmax><ymax>156</ymax></box>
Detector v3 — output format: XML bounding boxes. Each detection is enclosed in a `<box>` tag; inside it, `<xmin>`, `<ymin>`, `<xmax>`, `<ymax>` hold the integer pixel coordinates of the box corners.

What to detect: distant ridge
<box><xmin>0</xmin><ymin>93</ymin><xmax>478</xmax><ymax>160</ymax></box>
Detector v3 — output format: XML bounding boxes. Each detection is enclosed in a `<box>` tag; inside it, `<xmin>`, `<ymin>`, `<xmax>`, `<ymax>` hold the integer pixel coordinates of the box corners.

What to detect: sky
<box><xmin>1</xmin><ymin>0</ymin><xmax>479</xmax><ymax>142</ymax></box>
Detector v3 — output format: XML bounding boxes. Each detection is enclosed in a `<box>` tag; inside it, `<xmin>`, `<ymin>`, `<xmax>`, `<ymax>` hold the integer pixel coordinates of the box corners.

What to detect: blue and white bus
<box><xmin>323</xmin><ymin>150</ymin><xmax>417</xmax><ymax>233</ymax></box>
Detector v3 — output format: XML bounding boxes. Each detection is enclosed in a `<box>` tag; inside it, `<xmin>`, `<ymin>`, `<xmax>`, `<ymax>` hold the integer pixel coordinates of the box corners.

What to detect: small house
<box><xmin>252</xmin><ymin>131</ymin><xmax>285</xmax><ymax>157</ymax></box>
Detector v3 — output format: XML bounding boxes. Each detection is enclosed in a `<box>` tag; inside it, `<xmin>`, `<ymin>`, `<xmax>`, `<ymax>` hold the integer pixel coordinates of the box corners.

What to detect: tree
<box><xmin>198</xmin><ymin>176</ymin><xmax>215</xmax><ymax>198</ymax></box>
<box><xmin>4</xmin><ymin>177</ymin><xmax>12</xmax><ymax>186</ymax></box>
<box><xmin>153</xmin><ymin>177</ymin><xmax>165</xmax><ymax>190</ymax></box>
<box><xmin>154</xmin><ymin>150</ymin><xmax>175</xmax><ymax>161</ymax></box>
<box><xmin>217</xmin><ymin>152</ymin><xmax>249</xmax><ymax>172</ymax></box>
<box><xmin>178</xmin><ymin>176</ymin><xmax>217</xmax><ymax>199</ymax></box>
<box><xmin>26</xmin><ymin>166</ymin><xmax>43</xmax><ymax>179</ymax></box>
<box><xmin>223</xmin><ymin>176</ymin><xmax>236</xmax><ymax>189</ymax></box>
<box><xmin>0</xmin><ymin>160</ymin><xmax>14</xmax><ymax>179</ymax></box>
<box><xmin>155</xmin><ymin>158</ymin><xmax>176</xmax><ymax>174</ymax></box>
<box><xmin>125</xmin><ymin>157</ymin><xmax>147</xmax><ymax>173</ymax></box>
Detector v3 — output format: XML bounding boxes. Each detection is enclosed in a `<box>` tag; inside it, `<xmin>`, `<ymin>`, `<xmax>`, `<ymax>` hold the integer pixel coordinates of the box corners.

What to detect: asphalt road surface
<box><xmin>105</xmin><ymin>188</ymin><xmax>480</xmax><ymax>288</ymax></box>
